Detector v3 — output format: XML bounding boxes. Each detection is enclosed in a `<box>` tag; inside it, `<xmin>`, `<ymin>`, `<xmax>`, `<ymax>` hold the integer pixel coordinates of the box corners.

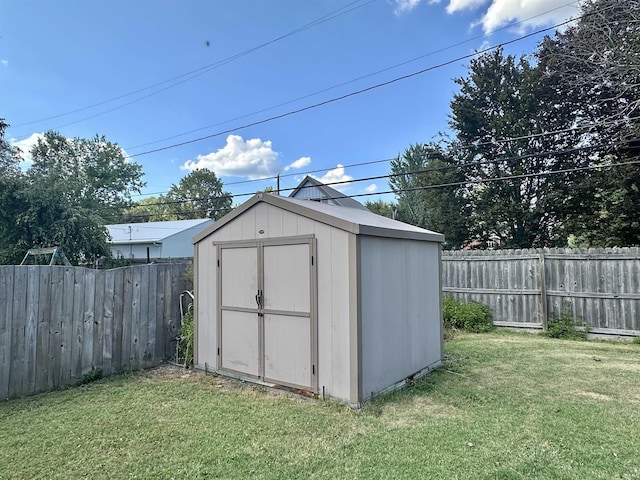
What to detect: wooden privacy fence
<box><xmin>0</xmin><ymin>263</ymin><xmax>187</xmax><ymax>400</ymax></box>
<box><xmin>442</xmin><ymin>247</ymin><xmax>640</xmax><ymax>337</ymax></box>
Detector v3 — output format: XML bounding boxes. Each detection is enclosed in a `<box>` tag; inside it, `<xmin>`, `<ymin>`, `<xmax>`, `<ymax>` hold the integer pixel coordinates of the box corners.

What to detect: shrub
<box><xmin>544</xmin><ymin>309</ymin><xmax>588</xmax><ymax>340</ymax></box>
<box><xmin>443</xmin><ymin>296</ymin><xmax>493</xmax><ymax>333</ymax></box>
<box><xmin>177</xmin><ymin>304</ymin><xmax>194</xmax><ymax>367</ymax></box>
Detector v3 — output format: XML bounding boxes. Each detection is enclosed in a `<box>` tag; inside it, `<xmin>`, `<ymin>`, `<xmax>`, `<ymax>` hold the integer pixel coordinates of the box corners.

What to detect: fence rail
<box><xmin>0</xmin><ymin>263</ymin><xmax>187</xmax><ymax>400</ymax></box>
<box><xmin>442</xmin><ymin>247</ymin><xmax>640</xmax><ymax>336</ymax></box>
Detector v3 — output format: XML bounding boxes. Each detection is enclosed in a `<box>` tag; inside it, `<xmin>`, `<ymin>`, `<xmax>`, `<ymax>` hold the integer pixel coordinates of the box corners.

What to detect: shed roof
<box><xmin>107</xmin><ymin>219</ymin><xmax>212</xmax><ymax>245</ymax></box>
<box><xmin>289</xmin><ymin>176</ymin><xmax>369</xmax><ymax>211</ymax></box>
<box><xmin>193</xmin><ymin>194</ymin><xmax>444</xmax><ymax>243</ymax></box>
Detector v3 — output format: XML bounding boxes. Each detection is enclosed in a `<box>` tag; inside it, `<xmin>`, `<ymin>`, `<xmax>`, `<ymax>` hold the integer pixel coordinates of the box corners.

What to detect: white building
<box><xmin>106</xmin><ymin>219</ymin><xmax>213</xmax><ymax>262</ymax></box>
<box><xmin>192</xmin><ymin>193</ymin><xmax>444</xmax><ymax>406</ymax></box>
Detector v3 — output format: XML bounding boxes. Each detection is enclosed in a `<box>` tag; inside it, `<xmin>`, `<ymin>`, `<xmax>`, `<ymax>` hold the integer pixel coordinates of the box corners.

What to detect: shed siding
<box><xmin>194</xmin><ymin>241</ymin><xmax>217</xmax><ymax>370</ymax></box>
<box><xmin>359</xmin><ymin>237</ymin><xmax>442</xmax><ymax>399</ymax></box>
<box><xmin>194</xmin><ymin>202</ymin><xmax>353</xmax><ymax>401</ymax></box>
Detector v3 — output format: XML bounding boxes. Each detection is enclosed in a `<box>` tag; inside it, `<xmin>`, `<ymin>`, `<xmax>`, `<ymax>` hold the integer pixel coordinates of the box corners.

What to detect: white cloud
<box><xmin>393</xmin><ymin>0</ymin><xmax>423</xmax><ymax>15</ymax></box>
<box><xmin>182</xmin><ymin>134</ymin><xmax>280</xmax><ymax>179</ymax></box>
<box><xmin>476</xmin><ymin>40</ymin><xmax>491</xmax><ymax>52</ymax></box>
<box><xmin>365</xmin><ymin>183</ymin><xmax>378</xmax><ymax>193</ymax></box>
<box><xmin>11</xmin><ymin>132</ymin><xmax>44</xmax><ymax>169</ymax></box>
<box><xmin>480</xmin><ymin>0</ymin><xmax>579</xmax><ymax>33</ymax></box>
<box><xmin>1</xmin><ymin>59</ymin><xmax>8</xmax><ymax>67</ymax></box>
<box><xmin>446</xmin><ymin>0</ymin><xmax>486</xmax><ymax>14</ymax></box>
<box><xmin>443</xmin><ymin>0</ymin><xmax>579</xmax><ymax>33</ymax></box>
<box><xmin>284</xmin><ymin>156</ymin><xmax>311</xmax><ymax>171</ymax></box>
<box><xmin>313</xmin><ymin>164</ymin><xmax>352</xmax><ymax>192</ymax></box>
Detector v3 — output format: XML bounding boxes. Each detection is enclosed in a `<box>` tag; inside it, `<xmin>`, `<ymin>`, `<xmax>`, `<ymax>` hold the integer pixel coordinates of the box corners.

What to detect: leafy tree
<box><xmin>4</xmin><ymin>131</ymin><xmax>145</xmax><ymax>264</ymax></box>
<box><xmin>166</xmin><ymin>169</ymin><xmax>232</xmax><ymax>221</ymax></box>
<box><xmin>390</xmin><ymin>143</ymin><xmax>470</xmax><ymax>248</ymax></box>
<box><xmin>364</xmin><ymin>199</ymin><xmax>396</xmax><ymax>218</ymax></box>
<box><xmin>120</xmin><ymin>196</ymin><xmax>178</xmax><ymax>223</ymax></box>
<box><xmin>537</xmin><ymin>0</ymin><xmax>640</xmax><ymax>246</ymax></box>
<box><xmin>0</xmin><ymin>119</ymin><xmax>29</xmax><ymax>263</ymax></box>
<box><xmin>448</xmin><ymin>49</ymin><xmax>581</xmax><ymax>248</ymax></box>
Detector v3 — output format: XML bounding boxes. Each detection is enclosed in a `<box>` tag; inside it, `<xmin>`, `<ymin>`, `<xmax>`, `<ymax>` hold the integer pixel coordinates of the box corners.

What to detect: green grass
<box><xmin>1</xmin><ymin>331</ymin><xmax>639</xmax><ymax>479</ymax></box>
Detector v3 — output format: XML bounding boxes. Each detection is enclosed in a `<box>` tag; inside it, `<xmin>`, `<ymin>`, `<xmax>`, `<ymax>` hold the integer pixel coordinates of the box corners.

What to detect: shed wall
<box><xmin>195</xmin><ymin>202</ymin><xmax>354</xmax><ymax>401</ymax></box>
<box><xmin>359</xmin><ymin>236</ymin><xmax>442</xmax><ymax>400</ymax></box>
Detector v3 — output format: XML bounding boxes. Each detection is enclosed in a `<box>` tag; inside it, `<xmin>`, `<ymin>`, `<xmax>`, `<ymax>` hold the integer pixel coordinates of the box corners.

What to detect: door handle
<box><xmin>256</xmin><ymin>289</ymin><xmax>263</xmax><ymax>309</ymax></box>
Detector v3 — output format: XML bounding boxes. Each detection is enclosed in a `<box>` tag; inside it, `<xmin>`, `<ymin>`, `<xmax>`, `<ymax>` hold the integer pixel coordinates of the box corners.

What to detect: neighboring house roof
<box><xmin>289</xmin><ymin>176</ymin><xmax>369</xmax><ymax>211</ymax></box>
<box><xmin>106</xmin><ymin>219</ymin><xmax>213</xmax><ymax>245</ymax></box>
<box><xmin>194</xmin><ymin>194</ymin><xmax>444</xmax><ymax>244</ymax></box>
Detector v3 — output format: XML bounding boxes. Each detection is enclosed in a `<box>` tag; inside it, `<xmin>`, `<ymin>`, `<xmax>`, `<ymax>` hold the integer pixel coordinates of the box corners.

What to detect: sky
<box><xmin>1</xmin><ymin>0</ymin><xmax>583</xmax><ymax>208</ymax></box>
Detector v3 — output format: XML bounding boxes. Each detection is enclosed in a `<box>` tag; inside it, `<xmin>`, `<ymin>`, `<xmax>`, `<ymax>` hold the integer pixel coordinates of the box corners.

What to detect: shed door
<box><xmin>218</xmin><ymin>238</ymin><xmax>316</xmax><ymax>391</ymax></box>
<box><xmin>263</xmin><ymin>243</ymin><xmax>313</xmax><ymax>388</ymax></box>
<box><xmin>219</xmin><ymin>245</ymin><xmax>260</xmax><ymax>377</ymax></box>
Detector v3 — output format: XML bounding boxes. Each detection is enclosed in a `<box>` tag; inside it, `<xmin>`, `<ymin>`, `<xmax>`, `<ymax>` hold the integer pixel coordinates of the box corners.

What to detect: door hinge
<box><xmin>311</xmin><ymin>256</ymin><xmax>314</xmax><ymax>266</ymax></box>
<box><xmin>217</xmin><ymin>347</ymin><xmax>220</xmax><ymax>356</ymax></box>
<box><xmin>217</xmin><ymin>259</ymin><xmax>220</xmax><ymax>267</ymax></box>
<box><xmin>312</xmin><ymin>364</ymin><xmax>315</xmax><ymax>375</ymax></box>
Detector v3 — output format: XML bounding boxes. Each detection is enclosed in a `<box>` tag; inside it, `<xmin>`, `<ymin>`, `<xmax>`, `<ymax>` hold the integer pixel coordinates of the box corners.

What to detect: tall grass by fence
<box><xmin>0</xmin><ymin>263</ymin><xmax>187</xmax><ymax>400</ymax></box>
<box><xmin>442</xmin><ymin>247</ymin><xmax>640</xmax><ymax>336</ymax></box>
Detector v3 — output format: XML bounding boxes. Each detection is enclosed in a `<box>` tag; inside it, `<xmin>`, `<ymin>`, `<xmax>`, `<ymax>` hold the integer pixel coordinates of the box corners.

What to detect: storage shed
<box><xmin>193</xmin><ymin>193</ymin><xmax>444</xmax><ymax>406</ymax></box>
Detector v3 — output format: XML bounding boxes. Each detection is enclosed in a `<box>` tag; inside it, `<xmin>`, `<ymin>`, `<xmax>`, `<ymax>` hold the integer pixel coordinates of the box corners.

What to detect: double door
<box><xmin>217</xmin><ymin>237</ymin><xmax>317</xmax><ymax>391</ymax></box>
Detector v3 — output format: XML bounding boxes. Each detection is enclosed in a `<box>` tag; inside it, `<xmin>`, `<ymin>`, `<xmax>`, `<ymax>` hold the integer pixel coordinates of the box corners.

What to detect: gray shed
<box><xmin>192</xmin><ymin>193</ymin><xmax>444</xmax><ymax>406</ymax></box>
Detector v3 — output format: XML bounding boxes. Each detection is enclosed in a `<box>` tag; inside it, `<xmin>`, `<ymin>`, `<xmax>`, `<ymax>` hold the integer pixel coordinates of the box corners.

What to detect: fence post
<box><xmin>539</xmin><ymin>252</ymin><xmax>548</xmax><ymax>331</ymax></box>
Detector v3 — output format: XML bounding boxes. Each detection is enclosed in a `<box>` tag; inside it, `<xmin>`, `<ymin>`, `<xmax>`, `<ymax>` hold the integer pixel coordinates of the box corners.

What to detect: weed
<box><xmin>632</xmin><ymin>336</ymin><xmax>640</xmax><ymax>345</ymax></box>
<box><xmin>77</xmin><ymin>368</ymin><xmax>103</xmax><ymax>386</ymax></box>
<box><xmin>177</xmin><ymin>304</ymin><xmax>194</xmax><ymax>367</ymax></box>
<box><xmin>443</xmin><ymin>296</ymin><xmax>493</xmax><ymax>333</ymax></box>
<box><xmin>544</xmin><ymin>309</ymin><xmax>588</xmax><ymax>340</ymax></box>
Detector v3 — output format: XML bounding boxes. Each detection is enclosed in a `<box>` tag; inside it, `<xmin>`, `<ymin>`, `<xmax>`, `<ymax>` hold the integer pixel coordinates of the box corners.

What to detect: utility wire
<box><xmin>126</xmin><ymin>12</ymin><xmax>598</xmax><ymax>159</ymax></box>
<box><xmin>138</xmin><ymin>156</ymin><xmax>640</xmax><ymax>219</ymax></box>
<box><xmin>9</xmin><ymin>0</ymin><xmax>377</xmax><ymax>130</ymax></box>
<box><xmin>125</xmin><ymin>0</ymin><xmax>582</xmax><ymax>151</ymax></box>
<box><xmin>132</xmin><ymin>138</ymin><xmax>638</xmax><ymax>209</ymax></box>
<box><xmin>130</xmin><ymin>110</ymin><xmax>640</xmax><ymax>198</ymax></box>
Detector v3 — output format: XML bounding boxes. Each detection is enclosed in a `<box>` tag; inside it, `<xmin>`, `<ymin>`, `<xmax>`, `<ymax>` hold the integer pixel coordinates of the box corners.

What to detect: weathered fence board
<box><xmin>0</xmin><ymin>263</ymin><xmax>187</xmax><ymax>400</ymax></box>
<box><xmin>442</xmin><ymin>247</ymin><xmax>640</xmax><ymax>336</ymax></box>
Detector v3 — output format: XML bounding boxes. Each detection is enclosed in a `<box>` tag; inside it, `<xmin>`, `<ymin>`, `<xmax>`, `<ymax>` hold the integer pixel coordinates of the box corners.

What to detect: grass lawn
<box><xmin>1</xmin><ymin>330</ymin><xmax>639</xmax><ymax>479</ymax></box>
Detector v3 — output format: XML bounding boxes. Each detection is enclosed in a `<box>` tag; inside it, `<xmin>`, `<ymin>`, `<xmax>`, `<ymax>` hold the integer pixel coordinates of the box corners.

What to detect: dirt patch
<box><xmin>574</xmin><ymin>390</ymin><xmax>612</xmax><ymax>401</ymax></box>
<box><xmin>380</xmin><ymin>396</ymin><xmax>459</xmax><ymax>429</ymax></box>
<box><xmin>142</xmin><ymin>363</ymin><xmax>319</xmax><ymax>402</ymax></box>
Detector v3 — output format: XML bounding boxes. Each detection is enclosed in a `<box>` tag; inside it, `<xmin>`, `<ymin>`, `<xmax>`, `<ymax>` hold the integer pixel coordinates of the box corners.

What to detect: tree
<box><xmin>448</xmin><ymin>49</ymin><xmax>582</xmax><ymax>248</ymax></box>
<box><xmin>390</xmin><ymin>143</ymin><xmax>470</xmax><ymax>249</ymax></box>
<box><xmin>5</xmin><ymin>131</ymin><xmax>145</xmax><ymax>264</ymax></box>
<box><xmin>0</xmin><ymin>119</ymin><xmax>29</xmax><ymax>263</ymax></box>
<box><xmin>539</xmin><ymin>0</ymin><xmax>640</xmax><ymax>142</ymax></box>
<box><xmin>166</xmin><ymin>169</ymin><xmax>232</xmax><ymax>221</ymax></box>
<box><xmin>364</xmin><ymin>199</ymin><xmax>396</xmax><ymax>218</ymax></box>
<box><xmin>120</xmin><ymin>196</ymin><xmax>178</xmax><ymax>223</ymax></box>
<box><xmin>537</xmin><ymin>0</ymin><xmax>640</xmax><ymax>246</ymax></box>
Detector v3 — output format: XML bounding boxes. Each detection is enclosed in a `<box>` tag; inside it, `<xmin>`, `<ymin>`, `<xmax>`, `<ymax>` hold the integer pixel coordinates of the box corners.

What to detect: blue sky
<box><xmin>1</xmin><ymin>0</ymin><xmax>581</xmax><ymax>207</ymax></box>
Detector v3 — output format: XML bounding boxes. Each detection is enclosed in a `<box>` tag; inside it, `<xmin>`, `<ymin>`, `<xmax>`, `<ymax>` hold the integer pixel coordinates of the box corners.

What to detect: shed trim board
<box><xmin>215</xmin><ymin>236</ymin><xmax>318</xmax><ymax>393</ymax></box>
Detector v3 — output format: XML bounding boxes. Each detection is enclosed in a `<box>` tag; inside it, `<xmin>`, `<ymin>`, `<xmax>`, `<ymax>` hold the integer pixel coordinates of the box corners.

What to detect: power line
<box><xmin>124</xmin><ymin>1</ymin><xmax>582</xmax><ymax>152</ymax></box>
<box><xmin>138</xmin><ymin>156</ymin><xmax>640</xmax><ymax>219</ymax></box>
<box><xmin>132</xmin><ymin>138</ymin><xmax>638</xmax><ymax>210</ymax></box>
<box><xmin>126</xmin><ymin>13</ymin><xmax>593</xmax><ymax>159</ymax></box>
<box><xmin>130</xmin><ymin>111</ymin><xmax>640</xmax><ymax>199</ymax></box>
<box><xmin>9</xmin><ymin>0</ymin><xmax>377</xmax><ymax>131</ymax></box>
